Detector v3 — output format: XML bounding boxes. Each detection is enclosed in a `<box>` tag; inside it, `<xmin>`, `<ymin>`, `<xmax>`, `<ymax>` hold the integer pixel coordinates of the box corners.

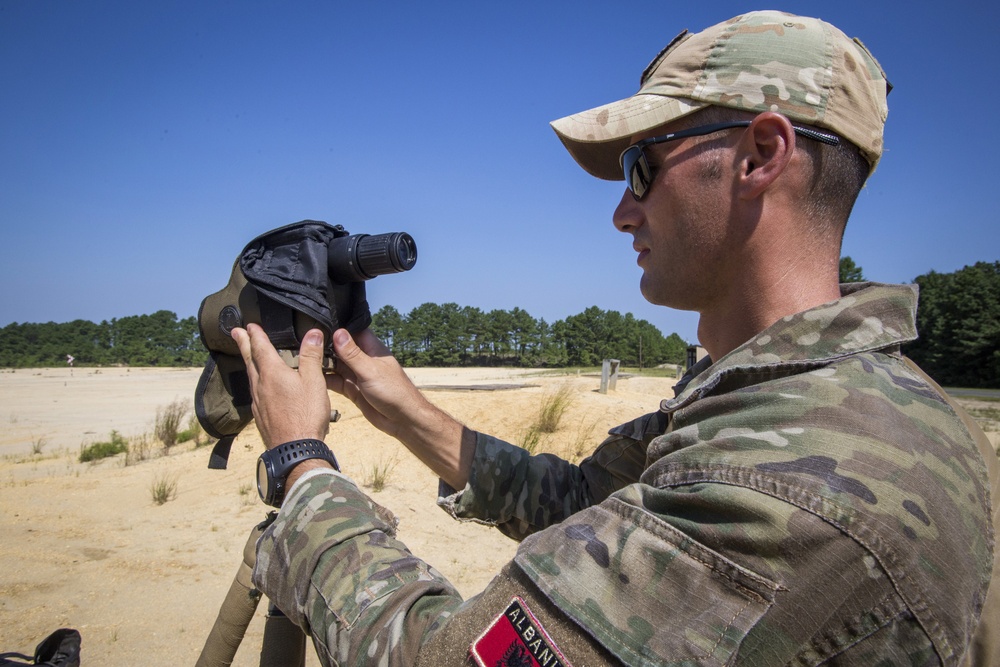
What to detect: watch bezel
<box><xmin>256</xmin><ymin>455</ymin><xmax>278</xmax><ymax>506</ymax></box>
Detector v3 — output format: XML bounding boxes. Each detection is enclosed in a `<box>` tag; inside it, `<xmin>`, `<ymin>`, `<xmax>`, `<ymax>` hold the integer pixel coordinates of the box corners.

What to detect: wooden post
<box><xmin>600</xmin><ymin>359</ymin><xmax>620</xmax><ymax>394</ymax></box>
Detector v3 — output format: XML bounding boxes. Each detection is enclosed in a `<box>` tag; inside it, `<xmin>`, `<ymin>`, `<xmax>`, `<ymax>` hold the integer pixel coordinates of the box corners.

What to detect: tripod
<box><xmin>196</xmin><ymin>513</ymin><xmax>309</xmax><ymax>667</ymax></box>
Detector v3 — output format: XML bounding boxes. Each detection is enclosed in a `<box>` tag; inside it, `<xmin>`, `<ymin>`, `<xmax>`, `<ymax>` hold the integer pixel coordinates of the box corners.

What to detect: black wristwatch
<box><xmin>257</xmin><ymin>439</ymin><xmax>339</xmax><ymax>507</ymax></box>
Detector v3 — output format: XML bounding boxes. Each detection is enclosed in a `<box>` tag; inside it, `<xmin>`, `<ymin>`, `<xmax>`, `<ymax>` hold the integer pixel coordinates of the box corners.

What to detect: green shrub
<box><xmin>80</xmin><ymin>431</ymin><xmax>128</xmax><ymax>463</ymax></box>
<box><xmin>176</xmin><ymin>414</ymin><xmax>207</xmax><ymax>446</ymax></box>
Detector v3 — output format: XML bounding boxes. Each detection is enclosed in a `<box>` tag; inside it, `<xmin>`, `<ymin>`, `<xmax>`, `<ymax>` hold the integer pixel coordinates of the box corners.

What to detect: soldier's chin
<box><xmin>639</xmin><ymin>275</ymin><xmax>666</xmax><ymax>306</ymax></box>
<box><xmin>639</xmin><ymin>275</ymin><xmax>696</xmax><ymax>311</ymax></box>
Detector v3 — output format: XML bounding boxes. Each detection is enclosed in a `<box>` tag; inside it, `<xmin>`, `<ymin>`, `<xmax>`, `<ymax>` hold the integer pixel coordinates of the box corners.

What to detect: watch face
<box><xmin>257</xmin><ymin>456</ymin><xmax>270</xmax><ymax>502</ymax></box>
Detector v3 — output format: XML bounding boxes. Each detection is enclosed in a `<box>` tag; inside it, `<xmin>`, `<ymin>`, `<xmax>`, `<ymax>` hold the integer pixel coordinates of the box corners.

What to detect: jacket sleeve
<box><xmin>437</xmin><ymin>412</ymin><xmax>661</xmax><ymax>541</ymax></box>
<box><xmin>253</xmin><ymin>470</ymin><xmax>464</xmax><ymax>667</ymax></box>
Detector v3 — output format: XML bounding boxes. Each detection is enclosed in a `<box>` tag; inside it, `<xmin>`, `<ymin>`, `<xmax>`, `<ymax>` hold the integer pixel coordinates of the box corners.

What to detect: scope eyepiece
<box><xmin>328</xmin><ymin>232</ymin><xmax>417</xmax><ymax>284</ymax></box>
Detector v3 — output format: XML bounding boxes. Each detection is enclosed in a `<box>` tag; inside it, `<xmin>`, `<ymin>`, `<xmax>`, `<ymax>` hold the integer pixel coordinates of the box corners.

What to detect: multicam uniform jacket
<box><xmin>253</xmin><ymin>283</ymin><xmax>995</xmax><ymax>666</ymax></box>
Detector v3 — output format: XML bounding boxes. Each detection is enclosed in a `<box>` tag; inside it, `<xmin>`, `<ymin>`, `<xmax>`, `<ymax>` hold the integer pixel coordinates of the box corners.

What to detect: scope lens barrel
<box><xmin>328</xmin><ymin>232</ymin><xmax>417</xmax><ymax>283</ymax></box>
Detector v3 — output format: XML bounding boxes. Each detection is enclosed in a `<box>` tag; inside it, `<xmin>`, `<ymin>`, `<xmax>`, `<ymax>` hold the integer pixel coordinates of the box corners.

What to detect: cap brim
<box><xmin>550</xmin><ymin>94</ymin><xmax>706</xmax><ymax>181</ymax></box>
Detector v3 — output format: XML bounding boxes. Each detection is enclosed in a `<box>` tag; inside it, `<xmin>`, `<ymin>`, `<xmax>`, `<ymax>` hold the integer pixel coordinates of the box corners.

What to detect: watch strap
<box><xmin>270</xmin><ymin>438</ymin><xmax>339</xmax><ymax>470</ymax></box>
<box><xmin>258</xmin><ymin>438</ymin><xmax>339</xmax><ymax>507</ymax></box>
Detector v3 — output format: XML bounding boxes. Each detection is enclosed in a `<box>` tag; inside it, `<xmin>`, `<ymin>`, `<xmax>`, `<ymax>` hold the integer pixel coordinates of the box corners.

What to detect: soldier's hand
<box><xmin>326</xmin><ymin>328</ymin><xmax>425</xmax><ymax>440</ymax></box>
<box><xmin>231</xmin><ymin>323</ymin><xmax>330</xmax><ymax>448</ymax></box>
<box><xmin>327</xmin><ymin>328</ymin><xmax>476</xmax><ymax>490</ymax></box>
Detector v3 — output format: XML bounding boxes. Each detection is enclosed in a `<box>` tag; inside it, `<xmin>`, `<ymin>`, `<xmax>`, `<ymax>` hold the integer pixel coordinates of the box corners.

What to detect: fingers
<box><xmin>325</xmin><ymin>371</ymin><xmax>348</xmax><ymax>395</ymax></box>
<box><xmin>231</xmin><ymin>326</ymin><xmax>250</xmax><ymax>359</ymax></box>
<box><xmin>230</xmin><ymin>324</ymin><xmax>332</xmax><ymax>447</ymax></box>
<box><xmin>233</xmin><ymin>324</ymin><xmax>276</xmax><ymax>365</ymax></box>
<box><xmin>332</xmin><ymin>328</ymin><xmax>394</xmax><ymax>374</ymax></box>
<box><xmin>232</xmin><ymin>324</ymin><xmax>293</xmax><ymax>393</ymax></box>
<box><xmin>235</xmin><ymin>324</ymin><xmax>327</xmax><ymax>385</ymax></box>
<box><xmin>296</xmin><ymin>329</ymin><xmax>327</xmax><ymax>386</ymax></box>
<box><xmin>231</xmin><ymin>326</ymin><xmax>257</xmax><ymax>384</ymax></box>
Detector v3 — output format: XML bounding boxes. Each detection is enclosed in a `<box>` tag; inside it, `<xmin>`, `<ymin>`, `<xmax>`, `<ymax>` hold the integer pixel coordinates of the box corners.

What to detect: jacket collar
<box><xmin>664</xmin><ymin>282</ymin><xmax>918</xmax><ymax>412</ymax></box>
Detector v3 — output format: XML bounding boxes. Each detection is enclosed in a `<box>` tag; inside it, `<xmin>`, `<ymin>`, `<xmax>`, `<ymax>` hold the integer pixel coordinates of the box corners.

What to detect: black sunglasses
<box><xmin>619</xmin><ymin>121</ymin><xmax>841</xmax><ymax>200</ymax></box>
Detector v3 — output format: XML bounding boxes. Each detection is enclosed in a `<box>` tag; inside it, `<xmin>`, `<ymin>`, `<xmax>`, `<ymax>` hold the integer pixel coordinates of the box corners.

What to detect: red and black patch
<box><xmin>470</xmin><ymin>596</ymin><xmax>573</xmax><ymax>667</ymax></box>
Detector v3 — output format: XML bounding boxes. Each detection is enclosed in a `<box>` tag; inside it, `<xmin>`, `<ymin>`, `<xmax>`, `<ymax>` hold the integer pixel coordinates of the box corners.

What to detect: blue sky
<box><xmin>2</xmin><ymin>1</ymin><xmax>997</xmax><ymax>344</ymax></box>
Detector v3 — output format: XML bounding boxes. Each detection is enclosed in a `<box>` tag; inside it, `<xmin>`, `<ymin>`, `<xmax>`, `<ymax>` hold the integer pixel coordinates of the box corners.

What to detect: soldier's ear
<box><xmin>735</xmin><ymin>112</ymin><xmax>795</xmax><ymax>200</ymax></box>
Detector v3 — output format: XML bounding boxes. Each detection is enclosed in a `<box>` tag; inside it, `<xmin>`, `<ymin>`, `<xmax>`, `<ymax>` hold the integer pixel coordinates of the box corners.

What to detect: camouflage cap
<box><xmin>551</xmin><ymin>11</ymin><xmax>890</xmax><ymax>180</ymax></box>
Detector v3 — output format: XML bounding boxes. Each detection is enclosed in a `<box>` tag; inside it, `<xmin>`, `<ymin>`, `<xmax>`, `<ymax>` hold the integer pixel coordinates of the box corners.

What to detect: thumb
<box><xmin>332</xmin><ymin>328</ymin><xmax>368</xmax><ymax>373</ymax></box>
<box><xmin>297</xmin><ymin>329</ymin><xmax>326</xmax><ymax>382</ymax></box>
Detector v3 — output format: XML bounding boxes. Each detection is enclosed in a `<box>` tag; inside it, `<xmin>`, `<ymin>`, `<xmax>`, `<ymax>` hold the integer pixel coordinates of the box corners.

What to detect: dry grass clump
<box><xmin>567</xmin><ymin>418</ymin><xmax>601</xmax><ymax>463</ymax></box>
<box><xmin>150</xmin><ymin>473</ymin><xmax>178</xmax><ymax>505</ymax></box>
<box><xmin>155</xmin><ymin>399</ymin><xmax>188</xmax><ymax>448</ymax></box>
<box><xmin>125</xmin><ymin>433</ymin><xmax>155</xmax><ymax>466</ymax></box>
<box><xmin>520</xmin><ymin>384</ymin><xmax>575</xmax><ymax>454</ymax></box>
<box><xmin>364</xmin><ymin>456</ymin><xmax>398</xmax><ymax>492</ymax></box>
<box><xmin>237</xmin><ymin>482</ymin><xmax>255</xmax><ymax>507</ymax></box>
<box><xmin>536</xmin><ymin>384</ymin><xmax>575</xmax><ymax>433</ymax></box>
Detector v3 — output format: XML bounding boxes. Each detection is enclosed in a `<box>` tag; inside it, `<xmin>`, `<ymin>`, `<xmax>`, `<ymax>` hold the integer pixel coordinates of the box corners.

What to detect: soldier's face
<box><xmin>612</xmin><ymin>122</ymin><xmax>737</xmax><ymax>311</ymax></box>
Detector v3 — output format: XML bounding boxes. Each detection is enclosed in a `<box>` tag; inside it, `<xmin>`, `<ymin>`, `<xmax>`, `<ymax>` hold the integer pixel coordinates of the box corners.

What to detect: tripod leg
<box><xmin>196</xmin><ymin>516</ymin><xmax>273</xmax><ymax>667</ymax></box>
<box><xmin>259</xmin><ymin>604</ymin><xmax>307</xmax><ymax>667</ymax></box>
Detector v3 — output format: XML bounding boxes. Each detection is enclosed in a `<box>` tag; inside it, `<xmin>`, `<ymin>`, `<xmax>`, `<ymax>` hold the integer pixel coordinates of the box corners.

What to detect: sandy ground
<box><xmin>3</xmin><ymin>368</ymin><xmax>996</xmax><ymax>666</ymax></box>
<box><xmin>0</xmin><ymin>366</ymin><xmax>682</xmax><ymax>665</ymax></box>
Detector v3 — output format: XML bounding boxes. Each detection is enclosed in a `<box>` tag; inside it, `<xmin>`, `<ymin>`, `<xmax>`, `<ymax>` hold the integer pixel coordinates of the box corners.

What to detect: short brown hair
<box><xmin>688</xmin><ymin>106</ymin><xmax>868</xmax><ymax>237</ymax></box>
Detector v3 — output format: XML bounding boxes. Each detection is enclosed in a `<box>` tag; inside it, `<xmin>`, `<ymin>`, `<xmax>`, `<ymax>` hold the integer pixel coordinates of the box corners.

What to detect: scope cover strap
<box><xmin>257</xmin><ymin>292</ymin><xmax>300</xmax><ymax>350</ymax></box>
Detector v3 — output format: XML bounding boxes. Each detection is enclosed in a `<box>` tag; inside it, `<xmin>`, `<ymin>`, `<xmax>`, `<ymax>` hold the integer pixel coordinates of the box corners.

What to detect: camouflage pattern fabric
<box><xmin>550</xmin><ymin>10</ymin><xmax>891</xmax><ymax>181</ymax></box>
<box><xmin>253</xmin><ymin>469</ymin><xmax>465</xmax><ymax>665</ymax></box>
<box><xmin>440</xmin><ymin>282</ymin><xmax>992</xmax><ymax>664</ymax></box>
<box><xmin>254</xmin><ymin>282</ymin><xmax>993</xmax><ymax>665</ymax></box>
<box><xmin>901</xmin><ymin>357</ymin><xmax>1000</xmax><ymax>667</ymax></box>
<box><xmin>436</xmin><ymin>411</ymin><xmax>665</xmax><ymax>542</ymax></box>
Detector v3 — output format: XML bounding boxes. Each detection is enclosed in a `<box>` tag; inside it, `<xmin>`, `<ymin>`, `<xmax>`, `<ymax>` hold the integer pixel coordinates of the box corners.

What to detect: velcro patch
<box><xmin>470</xmin><ymin>596</ymin><xmax>573</xmax><ymax>667</ymax></box>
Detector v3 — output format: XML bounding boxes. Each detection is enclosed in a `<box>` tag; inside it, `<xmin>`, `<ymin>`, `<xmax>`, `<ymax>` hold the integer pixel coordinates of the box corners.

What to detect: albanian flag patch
<box><xmin>470</xmin><ymin>596</ymin><xmax>573</xmax><ymax>667</ymax></box>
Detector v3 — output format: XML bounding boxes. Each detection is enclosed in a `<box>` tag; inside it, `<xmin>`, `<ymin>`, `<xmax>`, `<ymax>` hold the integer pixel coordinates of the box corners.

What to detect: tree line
<box><xmin>0</xmin><ymin>311</ymin><xmax>205</xmax><ymax>368</ymax></box>
<box><xmin>843</xmin><ymin>257</ymin><xmax>999</xmax><ymax>389</ymax></box>
<box><xmin>370</xmin><ymin>304</ymin><xmax>688</xmax><ymax>368</ymax></box>
<box><xmin>0</xmin><ymin>305</ymin><xmax>689</xmax><ymax>369</ymax></box>
<box><xmin>902</xmin><ymin>261</ymin><xmax>999</xmax><ymax>389</ymax></box>
<box><xmin>2</xmin><ymin>259</ymin><xmax>995</xmax><ymax>386</ymax></box>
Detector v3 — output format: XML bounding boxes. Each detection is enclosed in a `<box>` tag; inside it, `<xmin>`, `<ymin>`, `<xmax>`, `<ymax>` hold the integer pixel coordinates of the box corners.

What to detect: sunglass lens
<box><xmin>621</xmin><ymin>147</ymin><xmax>650</xmax><ymax>200</ymax></box>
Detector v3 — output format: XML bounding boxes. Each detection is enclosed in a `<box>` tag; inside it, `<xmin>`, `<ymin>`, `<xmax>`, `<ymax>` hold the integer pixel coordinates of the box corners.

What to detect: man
<box><xmin>232</xmin><ymin>11</ymin><xmax>998</xmax><ymax>666</ymax></box>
